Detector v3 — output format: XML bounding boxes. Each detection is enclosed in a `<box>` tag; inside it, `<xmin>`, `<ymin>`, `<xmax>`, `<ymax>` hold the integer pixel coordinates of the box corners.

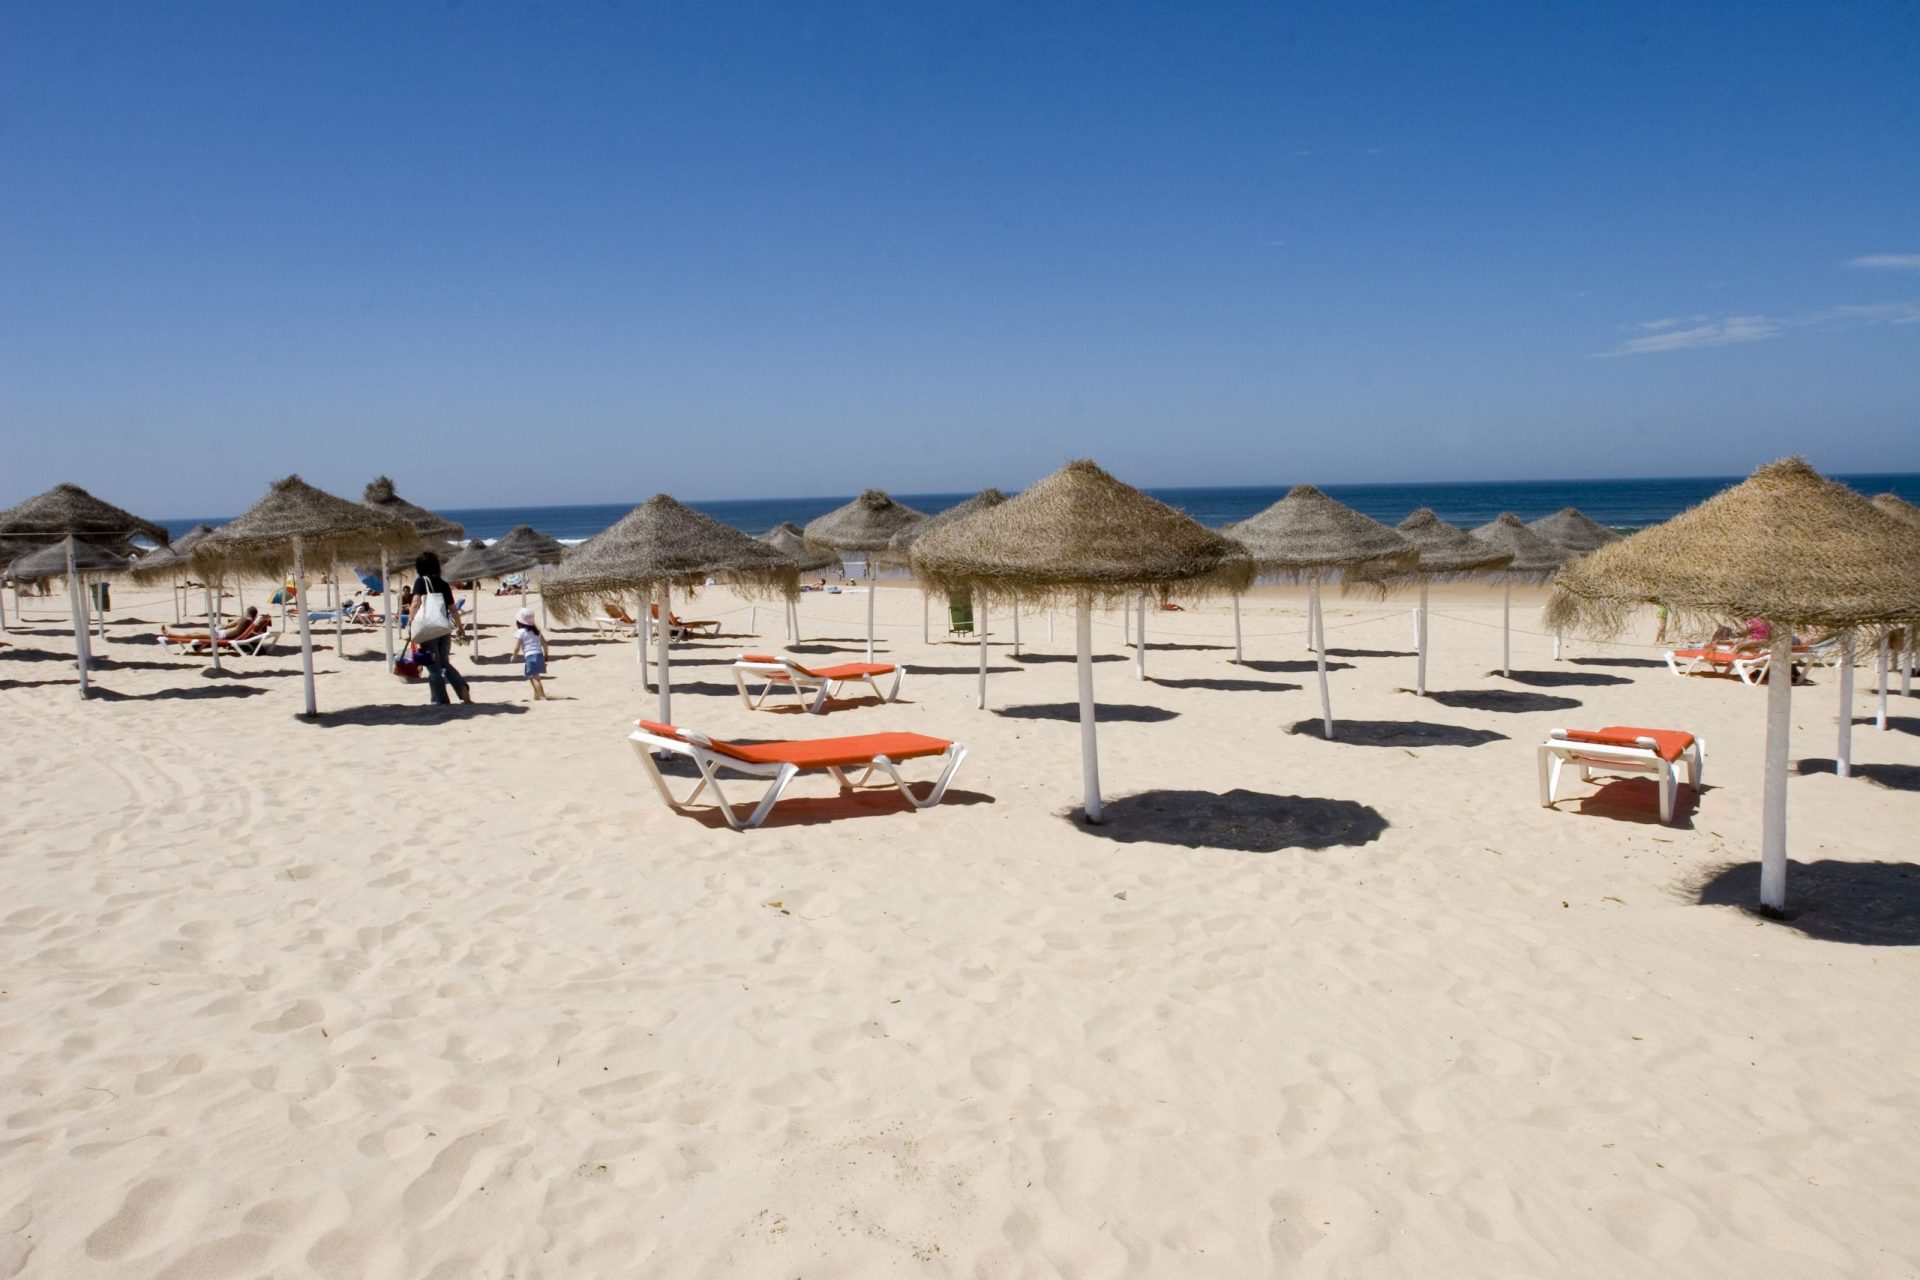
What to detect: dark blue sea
<box><xmin>164</xmin><ymin>473</ymin><xmax>1920</xmax><ymax>544</ymax></box>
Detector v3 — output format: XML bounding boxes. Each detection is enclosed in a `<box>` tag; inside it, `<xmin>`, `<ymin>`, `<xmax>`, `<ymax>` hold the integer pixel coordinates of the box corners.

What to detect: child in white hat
<box><xmin>513</xmin><ymin>607</ymin><xmax>549</xmax><ymax>700</ymax></box>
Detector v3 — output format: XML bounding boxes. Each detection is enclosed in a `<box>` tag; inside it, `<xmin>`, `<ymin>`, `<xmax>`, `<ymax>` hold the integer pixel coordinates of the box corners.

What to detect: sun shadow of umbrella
<box><xmin>304</xmin><ymin>702</ymin><xmax>531</xmax><ymax>727</ymax></box>
<box><xmin>1154</xmin><ymin>677</ymin><xmax>1301</xmax><ymax>693</ymax></box>
<box><xmin>1796</xmin><ymin>758</ymin><xmax>1920</xmax><ymax>792</ymax></box>
<box><xmin>1238</xmin><ymin>658</ymin><xmax>1354</xmax><ymax>674</ymax></box>
<box><xmin>1325</xmin><ymin>647</ymin><xmax>1414</xmax><ymax>659</ymax></box>
<box><xmin>996</xmin><ymin>702</ymin><xmax>1179</xmax><ymax>723</ymax></box>
<box><xmin>1070</xmin><ymin>788</ymin><xmax>1387</xmax><ymax>852</ymax></box>
<box><xmin>1013</xmin><ymin>653</ymin><xmax>1126</xmax><ymax>665</ymax></box>
<box><xmin>90</xmin><ymin>684</ymin><xmax>271</xmax><ymax>702</ymax></box>
<box><xmin>1418</xmin><ymin>689</ymin><xmax>1583</xmax><ymax>714</ymax></box>
<box><xmin>1570</xmin><ymin>656</ymin><xmax>1667</xmax><ymax>669</ymax></box>
<box><xmin>911</xmin><ymin>664</ymin><xmax>1026</xmax><ymax>676</ymax></box>
<box><xmin>1495</xmin><ymin>669</ymin><xmax>1631</xmax><ymax>687</ymax></box>
<box><xmin>1692</xmin><ymin>859</ymin><xmax>1920</xmax><ymax>945</ymax></box>
<box><xmin>1286</xmin><ymin>719</ymin><xmax>1507</xmax><ymax>747</ymax></box>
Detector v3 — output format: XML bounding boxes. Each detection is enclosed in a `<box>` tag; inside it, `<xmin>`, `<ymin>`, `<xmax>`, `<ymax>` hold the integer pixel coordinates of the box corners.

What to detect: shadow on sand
<box><xmin>1419</xmin><ymin>688</ymin><xmax>1583</xmax><ymax>714</ymax></box>
<box><xmin>1326</xmin><ymin>647</ymin><xmax>1414</xmax><ymax>659</ymax></box>
<box><xmin>1496</xmin><ymin>668</ymin><xmax>1630</xmax><ymax>688</ymax></box>
<box><xmin>1796</xmin><ymin>758</ymin><xmax>1920</xmax><ymax>792</ymax></box>
<box><xmin>1286</xmin><ymin>719</ymin><xmax>1507</xmax><ymax>748</ymax></box>
<box><xmin>1571</xmin><ymin>656</ymin><xmax>1668</xmax><ymax>669</ymax></box>
<box><xmin>996</xmin><ymin>702</ymin><xmax>1179</xmax><ymax>724</ymax></box>
<box><xmin>1554</xmin><ymin>776</ymin><xmax>1703</xmax><ymax>826</ymax></box>
<box><xmin>1073</xmin><ymin>788</ymin><xmax>1387</xmax><ymax>852</ymax></box>
<box><xmin>1237</xmin><ymin>658</ymin><xmax>1355</xmax><ymax>675</ymax></box>
<box><xmin>1014</xmin><ymin>652</ymin><xmax>1126</xmax><ymax>665</ymax></box>
<box><xmin>91</xmin><ymin>684</ymin><xmax>271</xmax><ymax>703</ymax></box>
<box><xmin>304</xmin><ymin>702</ymin><xmax>531</xmax><ymax>727</ymax></box>
<box><xmin>1694</xmin><ymin>859</ymin><xmax>1920</xmax><ymax>945</ymax></box>
<box><xmin>1153</xmin><ymin>677</ymin><xmax>1302</xmax><ymax>693</ymax></box>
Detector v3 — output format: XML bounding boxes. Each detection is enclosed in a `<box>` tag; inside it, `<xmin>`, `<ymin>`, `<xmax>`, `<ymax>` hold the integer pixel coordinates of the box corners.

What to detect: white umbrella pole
<box><xmin>922</xmin><ymin>593</ymin><xmax>929</xmax><ymax>645</ymax></box>
<box><xmin>470</xmin><ymin>588</ymin><xmax>481</xmax><ymax>661</ymax></box>
<box><xmin>1012</xmin><ymin>605</ymin><xmax>1021</xmax><ymax>656</ymax></box>
<box><xmin>656</xmin><ymin>582</ymin><xmax>672</xmax><ymax>724</ymax></box>
<box><xmin>635</xmin><ymin>600</ymin><xmax>646</xmax><ymax>668</ymax></box>
<box><xmin>332</xmin><ymin>559</ymin><xmax>344</xmax><ymax>656</ymax></box>
<box><xmin>1416</xmin><ymin>581</ymin><xmax>1430</xmax><ymax>696</ymax></box>
<box><xmin>1553</xmin><ymin>625</ymin><xmax>1564</xmax><ymax>662</ymax></box>
<box><xmin>865</xmin><ymin>557</ymin><xmax>876</xmax><ymax>663</ymax></box>
<box><xmin>380</xmin><ymin>550</ymin><xmax>394</xmax><ymax>669</ymax></box>
<box><xmin>294</xmin><ymin>537</ymin><xmax>316</xmax><ymax>716</ymax></box>
<box><xmin>1047</xmin><ymin>611</ymin><xmax>1054</xmax><ymax>644</ymax></box>
<box><xmin>205</xmin><ymin>583</ymin><xmax>223</xmax><ymax>676</ymax></box>
<box><xmin>1312</xmin><ymin>574</ymin><xmax>1332</xmax><ymax>738</ymax></box>
<box><xmin>1076</xmin><ymin>593</ymin><xmax>1102</xmax><ymax>824</ymax></box>
<box><xmin>66</xmin><ymin>536</ymin><xmax>89</xmax><ymax>698</ymax></box>
<box><xmin>976</xmin><ymin>593</ymin><xmax>988</xmax><ymax>710</ymax></box>
<box><xmin>1133</xmin><ymin>595</ymin><xmax>1147</xmax><ymax>681</ymax></box>
<box><xmin>1903</xmin><ymin>634</ymin><xmax>1913</xmax><ymax>698</ymax></box>
<box><xmin>792</xmin><ymin>595</ymin><xmax>802</xmax><ymax>644</ymax></box>
<box><xmin>1876</xmin><ymin>634</ymin><xmax>1890</xmax><ymax>730</ymax></box>
<box><xmin>1232</xmin><ymin>596</ymin><xmax>1243</xmax><ymax>664</ymax></box>
<box><xmin>1411</xmin><ymin>608</ymin><xmax>1419</xmax><ymax>650</ymax></box>
<box><xmin>1501</xmin><ymin>582</ymin><xmax>1512</xmax><ymax>677</ymax></box>
<box><xmin>1759</xmin><ymin>631</ymin><xmax>1793</xmax><ymax>912</ymax></box>
<box><xmin>169</xmin><ymin>581</ymin><xmax>178</xmax><ymax>627</ymax></box>
<box><xmin>1836</xmin><ymin>634</ymin><xmax>1855</xmax><ymax>777</ymax></box>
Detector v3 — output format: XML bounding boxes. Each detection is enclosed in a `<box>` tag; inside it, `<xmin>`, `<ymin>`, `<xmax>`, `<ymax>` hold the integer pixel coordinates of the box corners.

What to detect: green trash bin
<box><xmin>89</xmin><ymin>582</ymin><xmax>112</xmax><ymax>611</ymax></box>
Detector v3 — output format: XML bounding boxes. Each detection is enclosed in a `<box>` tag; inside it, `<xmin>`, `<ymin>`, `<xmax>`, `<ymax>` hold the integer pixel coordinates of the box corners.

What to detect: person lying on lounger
<box><xmin>159</xmin><ymin>606</ymin><xmax>260</xmax><ymax>645</ymax></box>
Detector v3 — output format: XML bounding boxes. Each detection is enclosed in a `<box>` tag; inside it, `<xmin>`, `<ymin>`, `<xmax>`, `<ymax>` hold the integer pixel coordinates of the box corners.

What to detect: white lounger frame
<box><xmin>730</xmin><ymin>655</ymin><xmax>906</xmax><ymax>714</ymax></box>
<box><xmin>1538</xmin><ymin>728</ymin><xmax>1705</xmax><ymax>825</ymax></box>
<box><xmin>157</xmin><ymin>621</ymin><xmax>279</xmax><ymax>657</ymax></box>
<box><xmin>628</xmin><ymin>724</ymin><xmax>965</xmax><ymax>830</ymax></box>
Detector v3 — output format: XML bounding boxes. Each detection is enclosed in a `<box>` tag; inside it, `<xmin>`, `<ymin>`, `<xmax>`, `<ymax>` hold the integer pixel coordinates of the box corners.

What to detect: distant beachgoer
<box><xmin>514</xmin><ymin>607</ymin><xmax>549</xmax><ymax>701</ymax></box>
<box><xmin>1746</xmin><ymin>617</ymin><xmax>1771</xmax><ymax>643</ymax></box>
<box><xmin>1653</xmin><ymin>602</ymin><xmax>1669</xmax><ymax>644</ymax></box>
<box><xmin>409</xmin><ymin>550</ymin><xmax>471</xmax><ymax>707</ymax></box>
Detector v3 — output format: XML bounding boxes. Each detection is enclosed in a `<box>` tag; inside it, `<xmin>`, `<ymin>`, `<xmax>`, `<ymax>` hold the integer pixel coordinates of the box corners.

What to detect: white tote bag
<box><xmin>410</xmin><ymin>582</ymin><xmax>453</xmax><ymax>643</ymax></box>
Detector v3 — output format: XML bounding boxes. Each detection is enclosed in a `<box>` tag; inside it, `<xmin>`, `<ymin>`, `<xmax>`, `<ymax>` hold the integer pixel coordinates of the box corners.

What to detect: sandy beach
<box><xmin>2</xmin><ymin>579</ymin><xmax>1917</xmax><ymax>1279</ymax></box>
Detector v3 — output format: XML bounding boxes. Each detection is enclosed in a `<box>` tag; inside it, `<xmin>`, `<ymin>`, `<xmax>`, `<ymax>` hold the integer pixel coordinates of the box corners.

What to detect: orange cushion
<box><xmin>803</xmin><ymin>662</ymin><xmax>896</xmax><ymax>680</ymax></box>
<box><xmin>637</xmin><ymin>721</ymin><xmax>950</xmax><ymax>769</ymax></box>
<box><xmin>1564</xmin><ymin>726</ymin><xmax>1695</xmax><ymax>762</ymax></box>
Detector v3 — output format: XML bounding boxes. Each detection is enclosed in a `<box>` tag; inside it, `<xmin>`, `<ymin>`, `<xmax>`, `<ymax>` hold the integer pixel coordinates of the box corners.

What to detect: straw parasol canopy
<box><xmin>6</xmin><ymin>540</ymin><xmax>129</xmax><ymax>582</ymax></box>
<box><xmin>760</xmin><ymin>522</ymin><xmax>841</xmax><ymax>574</ymax></box>
<box><xmin>1872</xmin><ymin>493</ymin><xmax>1920</xmax><ymax>528</ymax></box>
<box><xmin>128</xmin><ymin>524</ymin><xmax>217</xmax><ymax>584</ymax></box>
<box><xmin>910</xmin><ymin>460</ymin><xmax>1253</xmax><ymax>606</ymax></box>
<box><xmin>362</xmin><ymin>476</ymin><xmax>463</xmax><ymax>544</ymax></box>
<box><xmin>1225</xmin><ymin>485</ymin><xmax>1417</xmax><ymax>582</ymax></box>
<box><xmin>1527</xmin><ymin>507</ymin><xmax>1620</xmax><ymax>556</ymax></box>
<box><xmin>912</xmin><ymin>459</ymin><xmax>1253</xmax><ymax>823</ymax></box>
<box><xmin>0</xmin><ymin>483</ymin><xmax>169</xmax><ymax>548</ymax></box>
<box><xmin>443</xmin><ymin>538</ymin><xmax>508</xmax><ymax>582</ymax></box>
<box><xmin>804</xmin><ymin>490</ymin><xmax>929</xmax><ymax>552</ymax></box>
<box><xmin>190</xmin><ymin>476</ymin><xmax>419</xmax><ymax>581</ymax></box>
<box><xmin>1470</xmin><ymin>513</ymin><xmax>1572</xmax><ymax>581</ymax></box>
<box><xmin>1546</xmin><ymin>459</ymin><xmax>1920</xmax><ymax>638</ymax></box>
<box><xmin>886</xmin><ymin>488</ymin><xmax>1009</xmax><ymax>563</ymax></box>
<box><xmin>1392</xmin><ymin>509</ymin><xmax>1514</xmax><ymax>577</ymax></box>
<box><xmin>1547</xmin><ymin>458</ymin><xmax>1920</xmax><ymax>915</ymax></box>
<box><xmin>487</xmin><ymin>525</ymin><xmax>570</xmax><ymax>573</ymax></box>
<box><xmin>542</xmin><ymin>494</ymin><xmax>797</xmax><ymax>621</ymax></box>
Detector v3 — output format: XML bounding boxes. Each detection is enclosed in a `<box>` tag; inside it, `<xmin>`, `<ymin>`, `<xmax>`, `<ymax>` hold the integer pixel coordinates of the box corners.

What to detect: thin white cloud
<box><xmin>1594</xmin><ymin>303</ymin><xmax>1920</xmax><ymax>357</ymax></box>
<box><xmin>1846</xmin><ymin>254</ymin><xmax>1920</xmax><ymax>270</ymax></box>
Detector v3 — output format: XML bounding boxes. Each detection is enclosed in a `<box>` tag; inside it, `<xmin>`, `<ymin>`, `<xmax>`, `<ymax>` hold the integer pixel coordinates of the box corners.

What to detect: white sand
<box><xmin>2</xmin><ymin>580</ymin><xmax>1917</xmax><ymax>1278</ymax></box>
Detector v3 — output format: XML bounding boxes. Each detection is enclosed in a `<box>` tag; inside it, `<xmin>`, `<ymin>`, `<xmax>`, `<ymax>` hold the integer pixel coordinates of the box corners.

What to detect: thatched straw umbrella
<box><xmin>1873</xmin><ymin>494</ymin><xmax>1920</xmax><ymax>702</ymax></box>
<box><xmin>1548</xmin><ymin>458</ymin><xmax>1920</xmax><ymax>912</ymax></box>
<box><xmin>475</xmin><ymin>525</ymin><xmax>571</xmax><ymax>636</ymax></box>
<box><xmin>1527</xmin><ymin>508</ymin><xmax>1620</xmax><ymax>659</ymax></box>
<box><xmin>132</xmin><ymin>524</ymin><xmax>217</xmax><ymax>635</ymax></box>
<box><xmin>1224</xmin><ymin>486</ymin><xmax>1418</xmax><ymax>738</ymax></box>
<box><xmin>804</xmin><ymin>490</ymin><xmax>929</xmax><ymax>663</ymax></box>
<box><xmin>362</xmin><ymin>478</ymin><xmax>461</xmax><ymax>668</ymax></box>
<box><xmin>191</xmin><ymin>476</ymin><xmax>418</xmax><ymax>716</ymax></box>
<box><xmin>0</xmin><ymin>484</ymin><xmax>168</xmax><ymax>696</ymax></box>
<box><xmin>442</xmin><ymin>538</ymin><xmax>511</xmax><ymax>659</ymax></box>
<box><xmin>1389</xmin><ymin>510</ymin><xmax>1513</xmax><ymax>696</ymax></box>
<box><xmin>911</xmin><ymin>459</ymin><xmax>1252</xmax><ymax>822</ymax></box>
<box><xmin>759</xmin><ymin>522</ymin><xmax>841</xmax><ymax>642</ymax></box>
<box><xmin>541</xmin><ymin>494</ymin><xmax>798</xmax><ymax>723</ymax></box>
<box><xmin>1527</xmin><ymin>507</ymin><xmax>1619</xmax><ymax>556</ymax></box>
<box><xmin>891</xmin><ymin>489</ymin><xmax>1012</xmax><ymax>702</ymax></box>
<box><xmin>1470</xmin><ymin>514</ymin><xmax>1571</xmax><ymax>677</ymax></box>
<box><xmin>8</xmin><ymin>540</ymin><xmax>130</xmax><ymax>644</ymax></box>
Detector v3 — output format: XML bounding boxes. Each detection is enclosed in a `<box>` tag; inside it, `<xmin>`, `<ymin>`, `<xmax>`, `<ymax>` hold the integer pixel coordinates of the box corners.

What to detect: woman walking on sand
<box><xmin>409</xmin><ymin>549</ymin><xmax>471</xmax><ymax>706</ymax></box>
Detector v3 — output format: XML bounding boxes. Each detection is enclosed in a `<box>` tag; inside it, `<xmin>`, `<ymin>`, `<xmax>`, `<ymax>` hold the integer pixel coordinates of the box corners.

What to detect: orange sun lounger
<box><xmin>730</xmin><ymin>652</ymin><xmax>906</xmax><ymax>713</ymax></box>
<box><xmin>628</xmin><ymin>720</ymin><xmax>965</xmax><ymax>829</ymax></box>
<box><xmin>1539</xmin><ymin>725</ymin><xmax>1705</xmax><ymax>824</ymax></box>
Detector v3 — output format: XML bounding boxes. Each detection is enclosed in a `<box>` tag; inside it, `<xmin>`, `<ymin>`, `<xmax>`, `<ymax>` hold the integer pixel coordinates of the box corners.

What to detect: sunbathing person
<box><xmin>158</xmin><ymin>608</ymin><xmax>265</xmax><ymax>648</ymax></box>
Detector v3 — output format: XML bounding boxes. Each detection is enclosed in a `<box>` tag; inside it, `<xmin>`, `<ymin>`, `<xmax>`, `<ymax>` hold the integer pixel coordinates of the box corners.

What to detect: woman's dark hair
<box><xmin>414</xmin><ymin>550</ymin><xmax>442</xmax><ymax>577</ymax></box>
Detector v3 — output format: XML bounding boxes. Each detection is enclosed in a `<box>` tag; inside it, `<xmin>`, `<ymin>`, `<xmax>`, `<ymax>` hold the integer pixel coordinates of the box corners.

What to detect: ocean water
<box><xmin>164</xmin><ymin>472</ymin><xmax>1920</xmax><ymax>545</ymax></box>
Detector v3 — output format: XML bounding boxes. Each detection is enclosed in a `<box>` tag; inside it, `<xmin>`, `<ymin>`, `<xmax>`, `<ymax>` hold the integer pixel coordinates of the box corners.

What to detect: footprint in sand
<box><xmin>400</xmin><ymin>1127</ymin><xmax>526</xmax><ymax>1223</ymax></box>
<box><xmin>84</xmin><ymin>1176</ymin><xmax>199</xmax><ymax>1261</ymax></box>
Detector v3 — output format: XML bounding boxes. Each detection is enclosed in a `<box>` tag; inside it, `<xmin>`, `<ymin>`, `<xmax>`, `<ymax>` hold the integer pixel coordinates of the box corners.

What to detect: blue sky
<box><xmin>2</xmin><ymin>1</ymin><xmax>1916</xmax><ymax>516</ymax></box>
